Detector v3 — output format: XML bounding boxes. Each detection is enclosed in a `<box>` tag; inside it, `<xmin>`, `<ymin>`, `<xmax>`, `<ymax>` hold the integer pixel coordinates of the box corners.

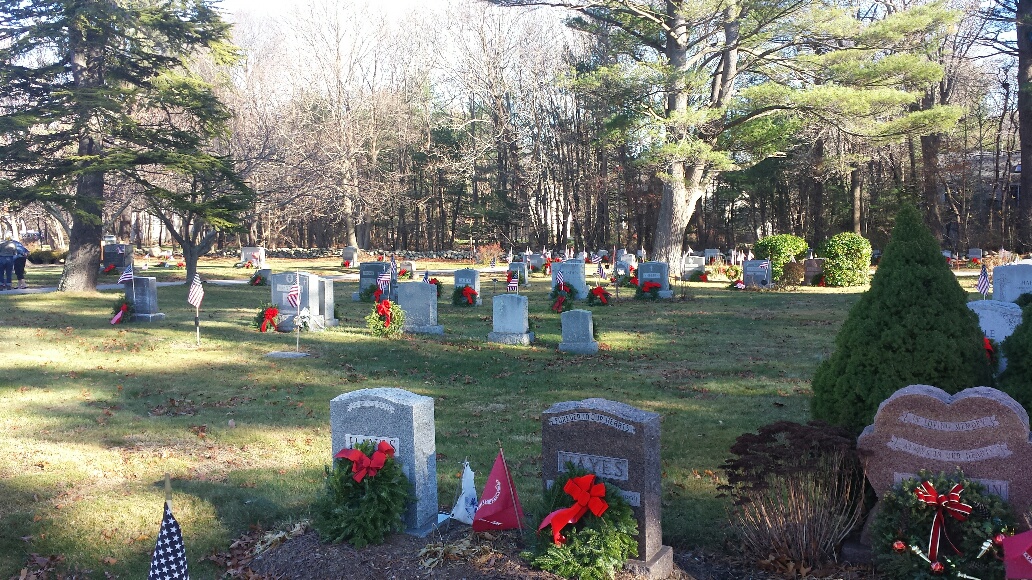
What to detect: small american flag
<box><xmin>390</xmin><ymin>255</ymin><xmax>397</xmax><ymax>276</ymax></box>
<box><xmin>377</xmin><ymin>271</ymin><xmax>391</xmax><ymax>293</ymax></box>
<box><xmin>556</xmin><ymin>269</ymin><xmax>565</xmax><ymax>289</ymax></box>
<box><xmin>491</xmin><ymin>257</ymin><xmax>496</xmax><ymax>267</ymax></box>
<box><xmin>591</xmin><ymin>254</ymin><xmax>602</xmax><ymax>264</ymax></box>
<box><xmin>187</xmin><ymin>274</ymin><xmax>204</xmax><ymax>308</ymax></box>
<box><xmin>423</xmin><ymin>270</ymin><xmax>431</xmax><ymax>283</ymax></box>
<box><xmin>116</xmin><ymin>246</ymin><xmax>124</xmax><ymax>254</ymax></box>
<box><xmin>507</xmin><ymin>276</ymin><xmax>518</xmax><ymax>292</ymax></box>
<box><xmin>597</xmin><ymin>263</ymin><xmax>604</xmax><ymax>278</ymax></box>
<box><xmin>148</xmin><ymin>503</ymin><xmax>188</xmax><ymax>580</ymax></box>
<box><xmin>977</xmin><ymin>264</ymin><xmax>990</xmax><ymax>297</ymax></box>
<box><xmin>758</xmin><ymin>261</ymin><xmax>769</xmax><ymax>270</ymax></box>
<box><xmin>286</xmin><ymin>275</ymin><xmax>301</xmax><ymax>308</ymax></box>
<box><xmin>118</xmin><ymin>264</ymin><xmax>134</xmax><ymax>283</ymax></box>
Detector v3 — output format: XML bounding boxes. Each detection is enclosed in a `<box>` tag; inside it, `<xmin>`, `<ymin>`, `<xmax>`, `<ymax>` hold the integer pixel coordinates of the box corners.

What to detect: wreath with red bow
<box><xmin>365</xmin><ymin>298</ymin><xmax>405</xmax><ymax>339</ymax></box>
<box><xmin>252</xmin><ymin>302</ymin><xmax>280</xmax><ymax>332</ymax></box>
<box><xmin>635</xmin><ymin>280</ymin><xmax>663</xmax><ymax>300</ymax></box>
<box><xmin>549</xmin><ymin>282</ymin><xmax>579</xmax><ymax>313</ymax></box>
<box><xmin>871</xmin><ymin>470</ymin><xmax>1014</xmax><ymax>579</ymax></box>
<box><xmin>452</xmin><ymin>284</ymin><xmax>478</xmax><ymax>306</ymax></box>
<box><xmin>398</xmin><ymin>268</ymin><xmax>412</xmax><ymax>279</ymax></box>
<box><xmin>588</xmin><ymin>285</ymin><xmax>612</xmax><ymax>306</ymax></box>
<box><xmin>312</xmin><ymin>439</ymin><xmax>414</xmax><ymax>548</ymax></box>
<box><xmin>103</xmin><ymin>263</ymin><xmax>117</xmax><ymax>274</ymax></box>
<box><xmin>109</xmin><ymin>297</ymin><xmax>135</xmax><ymax>325</ymax></box>
<box><xmin>248</xmin><ymin>271</ymin><xmax>269</xmax><ymax>286</ymax></box>
<box><xmin>428</xmin><ymin>278</ymin><xmax>442</xmax><ymax>298</ymax></box>
<box><xmin>529</xmin><ymin>467</ymin><xmax>638</xmax><ymax>579</ymax></box>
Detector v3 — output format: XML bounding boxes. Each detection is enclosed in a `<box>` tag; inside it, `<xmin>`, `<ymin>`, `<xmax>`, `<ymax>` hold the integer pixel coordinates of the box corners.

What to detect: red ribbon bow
<box><xmin>462</xmin><ymin>286</ymin><xmax>477</xmax><ymax>305</ymax></box>
<box><xmin>376</xmin><ymin>299</ymin><xmax>393</xmax><ymax>328</ymax></box>
<box><xmin>914</xmin><ymin>481</ymin><xmax>972</xmax><ymax>561</ymax></box>
<box><xmin>642</xmin><ymin>281</ymin><xmax>661</xmax><ymax>293</ymax></box>
<box><xmin>260</xmin><ymin>307</ymin><xmax>278</xmax><ymax>332</ymax></box>
<box><xmin>590</xmin><ymin>286</ymin><xmax>609</xmax><ymax>305</ymax></box>
<box><xmin>539</xmin><ymin>474</ymin><xmax>609</xmax><ymax>545</ymax></box>
<box><xmin>552</xmin><ymin>295</ymin><xmax>566</xmax><ymax>313</ymax></box>
<box><xmin>104</xmin><ymin>264</ymin><xmax>116</xmax><ymax>273</ymax></box>
<box><xmin>984</xmin><ymin>337</ymin><xmax>994</xmax><ymax>360</ymax></box>
<box><xmin>335</xmin><ymin>440</ymin><xmax>396</xmax><ymax>482</ymax></box>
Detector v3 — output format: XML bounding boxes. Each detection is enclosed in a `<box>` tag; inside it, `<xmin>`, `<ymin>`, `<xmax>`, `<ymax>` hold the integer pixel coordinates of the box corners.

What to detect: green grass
<box><xmin>0</xmin><ymin>260</ymin><xmax>989</xmax><ymax>578</ymax></box>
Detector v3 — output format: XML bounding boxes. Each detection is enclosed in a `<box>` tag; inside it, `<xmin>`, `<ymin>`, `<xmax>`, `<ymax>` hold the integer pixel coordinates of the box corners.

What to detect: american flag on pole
<box><xmin>507</xmin><ymin>276</ymin><xmax>518</xmax><ymax>292</ymax></box>
<box><xmin>377</xmin><ymin>271</ymin><xmax>391</xmax><ymax>293</ymax></box>
<box><xmin>390</xmin><ymin>255</ymin><xmax>397</xmax><ymax>276</ymax></box>
<box><xmin>187</xmin><ymin>274</ymin><xmax>204</xmax><ymax>308</ymax></box>
<box><xmin>117</xmin><ymin>264</ymin><xmax>134</xmax><ymax>283</ymax></box>
<box><xmin>977</xmin><ymin>264</ymin><xmax>990</xmax><ymax>298</ymax></box>
<box><xmin>597</xmin><ymin>262</ymin><xmax>605</xmax><ymax>278</ymax></box>
<box><xmin>148</xmin><ymin>503</ymin><xmax>188</xmax><ymax>580</ymax></box>
<box><xmin>758</xmin><ymin>261</ymin><xmax>769</xmax><ymax>270</ymax></box>
<box><xmin>423</xmin><ymin>270</ymin><xmax>431</xmax><ymax>283</ymax></box>
<box><xmin>491</xmin><ymin>257</ymin><xmax>496</xmax><ymax>267</ymax></box>
<box><xmin>286</xmin><ymin>275</ymin><xmax>301</xmax><ymax>308</ymax></box>
<box><xmin>591</xmin><ymin>254</ymin><xmax>602</xmax><ymax>264</ymax></box>
<box><xmin>556</xmin><ymin>269</ymin><xmax>565</xmax><ymax>289</ymax></box>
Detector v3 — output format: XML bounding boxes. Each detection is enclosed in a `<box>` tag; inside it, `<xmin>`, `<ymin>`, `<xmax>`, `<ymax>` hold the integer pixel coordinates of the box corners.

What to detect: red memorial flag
<box><xmin>1003</xmin><ymin>529</ymin><xmax>1032</xmax><ymax>578</ymax></box>
<box><xmin>472</xmin><ymin>449</ymin><xmax>524</xmax><ymax>532</ymax></box>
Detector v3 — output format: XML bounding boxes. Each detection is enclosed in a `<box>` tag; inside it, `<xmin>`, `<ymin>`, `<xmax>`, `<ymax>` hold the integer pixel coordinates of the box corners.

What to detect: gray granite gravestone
<box><xmin>576</xmin><ymin>251</ymin><xmax>588</xmax><ymax>260</ymax></box>
<box><xmin>256</xmin><ymin>268</ymin><xmax>271</xmax><ymax>283</ymax></box>
<box><xmin>330</xmin><ymin>388</ymin><xmax>438</xmax><ymax>536</ymax></box>
<box><xmin>619</xmin><ymin>253</ymin><xmax>637</xmax><ymax>267</ymax></box>
<box><xmin>559</xmin><ymin>310</ymin><xmax>598</xmax><ymax>354</ymax></box>
<box><xmin>968</xmin><ymin>248</ymin><xmax>984</xmax><ymax>260</ymax></box>
<box><xmin>341</xmin><ymin>246</ymin><xmax>360</xmax><ymax>266</ymax></box>
<box><xmin>742</xmin><ymin>260</ymin><xmax>772</xmax><ymax>288</ymax></box>
<box><xmin>353</xmin><ymin>262</ymin><xmax>394</xmax><ymax>301</ymax></box>
<box><xmin>992</xmin><ymin>264</ymin><xmax>1032</xmax><ymax>303</ymax></box>
<box><xmin>803</xmin><ymin>258</ymin><xmax>826</xmax><ymax>285</ymax></box>
<box><xmin>615</xmin><ymin>261</ymin><xmax>633</xmax><ymax>279</ymax></box>
<box><xmin>487</xmin><ymin>294</ymin><xmax>534</xmax><ymax>345</ymax></box>
<box><xmin>858</xmin><ymin>385</ymin><xmax>1032</xmax><ymax>541</ymax></box>
<box><xmin>615</xmin><ymin>249</ymin><xmax>628</xmax><ymax>262</ymax></box>
<box><xmin>704</xmin><ymin>249</ymin><xmax>721</xmax><ymax>264</ymax></box>
<box><xmin>318</xmin><ymin>278</ymin><xmax>337</xmax><ymax>327</ymax></box>
<box><xmin>398</xmin><ymin>282</ymin><xmax>443</xmax><ymax>335</ymax></box>
<box><xmin>553</xmin><ymin>261</ymin><xmax>588</xmax><ymax>300</ymax></box>
<box><xmin>124</xmin><ymin>276</ymin><xmax>165</xmax><ymax>322</ymax></box>
<box><xmin>241</xmin><ymin>246</ymin><xmax>266</xmax><ymax>267</ymax></box>
<box><xmin>597</xmin><ymin>250</ymin><xmax>610</xmax><ymax>258</ymax></box>
<box><xmin>527</xmin><ymin>254</ymin><xmax>546</xmax><ymax>271</ymax></box>
<box><xmin>636</xmin><ymin>262</ymin><xmax>673</xmax><ymax>298</ymax></box>
<box><xmin>506</xmin><ymin>262</ymin><xmax>529</xmax><ymax>285</ymax></box>
<box><xmin>542</xmin><ymin>399</ymin><xmax>673</xmax><ymax>578</ymax></box>
<box><xmin>270</xmin><ymin>272</ymin><xmax>324</xmax><ymax>331</ymax></box>
<box><xmin>681</xmin><ymin>255</ymin><xmax>705</xmax><ymax>280</ymax></box>
<box><xmin>101</xmin><ymin>244</ymin><xmax>134</xmax><ymax>269</ymax></box>
<box><xmin>453</xmin><ymin>268</ymin><xmax>482</xmax><ymax>306</ymax></box>
<box><xmin>968</xmin><ymin>300</ymin><xmax>1022</xmax><ymax>371</ymax></box>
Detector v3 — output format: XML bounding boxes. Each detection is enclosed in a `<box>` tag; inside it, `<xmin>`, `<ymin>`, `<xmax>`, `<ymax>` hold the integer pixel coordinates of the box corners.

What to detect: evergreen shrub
<box><xmin>779</xmin><ymin>262</ymin><xmax>805</xmax><ymax>286</ymax></box>
<box><xmin>820</xmin><ymin>232</ymin><xmax>872</xmax><ymax>287</ymax></box>
<box><xmin>753</xmin><ymin>234</ymin><xmax>807</xmax><ymax>281</ymax></box>
<box><xmin>810</xmin><ymin>205</ymin><xmax>993</xmax><ymax>434</ymax></box>
<box><xmin>999</xmin><ymin>304</ymin><xmax>1032</xmax><ymax>409</ymax></box>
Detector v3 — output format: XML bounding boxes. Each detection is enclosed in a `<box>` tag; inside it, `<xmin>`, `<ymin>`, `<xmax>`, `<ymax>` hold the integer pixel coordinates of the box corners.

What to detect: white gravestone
<box><xmin>487</xmin><ymin>294</ymin><xmax>534</xmax><ymax>345</ymax></box>
<box><xmin>968</xmin><ymin>300</ymin><xmax>1023</xmax><ymax>371</ymax></box>
<box><xmin>453</xmin><ymin>268</ymin><xmax>482</xmax><ymax>306</ymax></box>
<box><xmin>241</xmin><ymin>246</ymin><xmax>266</xmax><ymax>267</ymax></box>
<box><xmin>992</xmin><ymin>264</ymin><xmax>1032</xmax><ymax>303</ymax></box>
<box><xmin>553</xmin><ymin>261</ymin><xmax>588</xmax><ymax>301</ymax></box>
<box><xmin>398</xmin><ymin>282</ymin><xmax>443</xmax><ymax>335</ymax></box>
<box><xmin>559</xmin><ymin>310</ymin><xmax>599</xmax><ymax>354</ymax></box>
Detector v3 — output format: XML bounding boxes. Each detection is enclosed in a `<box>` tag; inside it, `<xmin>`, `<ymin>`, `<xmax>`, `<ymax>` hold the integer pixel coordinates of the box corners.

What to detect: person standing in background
<box><xmin>0</xmin><ymin>239</ymin><xmax>16</xmax><ymax>290</ymax></box>
<box><xmin>12</xmin><ymin>240</ymin><xmax>28</xmax><ymax>289</ymax></box>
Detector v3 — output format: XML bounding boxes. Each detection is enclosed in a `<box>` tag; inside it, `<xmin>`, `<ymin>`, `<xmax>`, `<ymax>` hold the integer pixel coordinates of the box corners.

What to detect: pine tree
<box><xmin>0</xmin><ymin>0</ymin><xmax>246</xmax><ymax>290</ymax></box>
<box><xmin>811</xmin><ymin>204</ymin><xmax>992</xmax><ymax>433</ymax></box>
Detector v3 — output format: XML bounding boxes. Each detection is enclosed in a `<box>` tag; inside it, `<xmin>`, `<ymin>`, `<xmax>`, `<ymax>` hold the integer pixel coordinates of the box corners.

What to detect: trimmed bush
<box><xmin>820</xmin><ymin>232</ymin><xmax>871</xmax><ymax>287</ymax></box>
<box><xmin>999</xmin><ymin>304</ymin><xmax>1032</xmax><ymax>409</ymax></box>
<box><xmin>753</xmin><ymin>234</ymin><xmax>807</xmax><ymax>281</ymax></box>
<box><xmin>811</xmin><ymin>205</ymin><xmax>993</xmax><ymax>434</ymax></box>
<box><xmin>780</xmin><ymin>262</ymin><xmax>805</xmax><ymax>285</ymax></box>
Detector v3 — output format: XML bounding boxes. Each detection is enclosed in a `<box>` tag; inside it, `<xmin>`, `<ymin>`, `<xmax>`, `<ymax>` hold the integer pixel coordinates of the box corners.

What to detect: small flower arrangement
<box><xmin>452</xmin><ymin>285</ymin><xmax>478</xmax><ymax>306</ymax></box>
<box><xmin>398</xmin><ymin>268</ymin><xmax>412</xmax><ymax>280</ymax></box>
<box><xmin>549</xmin><ymin>282</ymin><xmax>578</xmax><ymax>313</ymax></box>
<box><xmin>376</xmin><ymin>255</ymin><xmax>384</xmax><ymax>261</ymax></box>
<box><xmin>243</xmin><ymin>261</ymin><xmax>253</xmax><ymax>269</ymax></box>
<box><xmin>428</xmin><ymin>278</ymin><xmax>442</xmax><ymax>298</ymax></box>
<box><xmin>248</xmin><ymin>271</ymin><xmax>269</xmax><ymax>286</ymax></box>
<box><xmin>730</xmin><ymin>279</ymin><xmax>746</xmax><ymax>290</ymax></box>
<box><xmin>342</xmin><ymin>260</ymin><xmax>352</xmax><ymax>268</ymax></box>
<box><xmin>103</xmin><ymin>264</ymin><xmax>117</xmax><ymax>274</ymax></box>
<box><xmin>252</xmin><ymin>302</ymin><xmax>280</xmax><ymax>332</ymax></box>
<box><xmin>312</xmin><ymin>440</ymin><xmax>414</xmax><ymax>548</ymax></box>
<box><xmin>588</xmin><ymin>286</ymin><xmax>611</xmax><ymax>306</ymax></box>
<box><xmin>365</xmin><ymin>299</ymin><xmax>405</xmax><ymax>339</ymax></box>
<box><xmin>110</xmin><ymin>297</ymin><xmax>134</xmax><ymax>324</ymax></box>
<box><xmin>174</xmin><ymin>262</ymin><xmax>185</xmax><ymax>269</ymax></box>
<box><xmin>635</xmin><ymin>280</ymin><xmax>662</xmax><ymax>300</ymax></box>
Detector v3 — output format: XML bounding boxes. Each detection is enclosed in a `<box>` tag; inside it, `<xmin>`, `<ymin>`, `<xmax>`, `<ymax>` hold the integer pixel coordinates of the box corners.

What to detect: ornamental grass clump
<box><xmin>312</xmin><ymin>440</ymin><xmax>414</xmax><ymax>548</ymax></box>
<box><xmin>811</xmin><ymin>204</ymin><xmax>992</xmax><ymax>434</ymax></box>
<box><xmin>718</xmin><ymin>421</ymin><xmax>865</xmax><ymax>572</ymax></box>
<box><xmin>820</xmin><ymin>232</ymin><xmax>872</xmax><ymax>287</ymax></box>
<box><xmin>753</xmin><ymin>234</ymin><xmax>807</xmax><ymax>281</ymax></box>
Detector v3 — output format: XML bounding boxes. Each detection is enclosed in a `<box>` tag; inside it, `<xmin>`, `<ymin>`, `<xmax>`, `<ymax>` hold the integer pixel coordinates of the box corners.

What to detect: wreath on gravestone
<box><xmin>523</xmin><ymin>466</ymin><xmax>638</xmax><ymax>580</ymax></box>
<box><xmin>109</xmin><ymin>296</ymin><xmax>135</xmax><ymax>324</ymax></box>
<box><xmin>365</xmin><ymin>299</ymin><xmax>404</xmax><ymax>339</ymax></box>
<box><xmin>634</xmin><ymin>281</ymin><xmax>662</xmax><ymax>300</ymax></box>
<box><xmin>103</xmin><ymin>263</ymin><xmax>117</xmax><ymax>274</ymax></box>
<box><xmin>549</xmin><ymin>283</ymin><xmax>579</xmax><ymax>313</ymax></box>
<box><xmin>398</xmin><ymin>268</ymin><xmax>412</xmax><ymax>280</ymax></box>
<box><xmin>452</xmin><ymin>284</ymin><xmax>478</xmax><ymax>307</ymax></box>
<box><xmin>871</xmin><ymin>469</ymin><xmax>1015</xmax><ymax>580</ymax></box>
<box><xmin>312</xmin><ymin>440</ymin><xmax>414</xmax><ymax>548</ymax></box>
<box><xmin>359</xmin><ymin>284</ymin><xmax>379</xmax><ymax>302</ymax></box>
<box><xmin>252</xmin><ymin>302</ymin><xmax>280</xmax><ymax>332</ymax></box>
<box><xmin>248</xmin><ymin>270</ymin><xmax>269</xmax><ymax>286</ymax></box>
<box><xmin>587</xmin><ymin>286</ymin><xmax>612</xmax><ymax>306</ymax></box>
<box><xmin>428</xmin><ymin>278</ymin><xmax>442</xmax><ymax>298</ymax></box>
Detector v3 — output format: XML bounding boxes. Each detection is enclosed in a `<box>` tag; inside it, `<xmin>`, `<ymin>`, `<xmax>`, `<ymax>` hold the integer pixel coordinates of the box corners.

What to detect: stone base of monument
<box><xmin>276</xmin><ymin>315</ymin><xmax>326</xmax><ymax>332</ymax></box>
<box><xmin>558</xmin><ymin>339</ymin><xmax>598</xmax><ymax>354</ymax></box>
<box><xmin>131</xmin><ymin>313</ymin><xmax>166</xmax><ymax>322</ymax></box>
<box><xmin>404</xmin><ymin>324</ymin><xmax>443</xmax><ymax>335</ymax></box>
<box><xmin>266</xmin><ymin>351</ymin><xmax>309</xmax><ymax>359</ymax></box>
<box><xmin>625</xmin><ymin>545</ymin><xmax>674</xmax><ymax>579</ymax></box>
<box><xmin>487</xmin><ymin>331</ymin><xmax>534</xmax><ymax>345</ymax></box>
<box><xmin>657</xmin><ymin>290</ymin><xmax>673</xmax><ymax>299</ymax></box>
<box><xmin>324</xmin><ymin>318</ymin><xmax>339</xmax><ymax>327</ymax></box>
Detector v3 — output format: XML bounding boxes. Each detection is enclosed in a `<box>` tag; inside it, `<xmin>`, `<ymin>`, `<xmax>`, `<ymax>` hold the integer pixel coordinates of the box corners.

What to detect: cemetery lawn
<box><xmin>0</xmin><ymin>261</ymin><xmax>988</xmax><ymax>578</ymax></box>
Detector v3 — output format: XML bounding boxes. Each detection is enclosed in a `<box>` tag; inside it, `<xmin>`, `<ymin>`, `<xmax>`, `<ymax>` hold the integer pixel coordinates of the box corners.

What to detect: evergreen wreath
<box><xmin>525</xmin><ymin>466</ymin><xmax>638</xmax><ymax>580</ymax></box>
<box><xmin>252</xmin><ymin>301</ymin><xmax>280</xmax><ymax>332</ymax></box>
<box><xmin>248</xmin><ymin>270</ymin><xmax>269</xmax><ymax>286</ymax></box>
<box><xmin>359</xmin><ymin>284</ymin><xmax>379</xmax><ymax>302</ymax></box>
<box><xmin>870</xmin><ymin>469</ymin><xmax>1014</xmax><ymax>580</ymax></box>
<box><xmin>428</xmin><ymin>278</ymin><xmax>442</xmax><ymax>298</ymax></box>
<box><xmin>452</xmin><ymin>284</ymin><xmax>478</xmax><ymax>306</ymax></box>
<box><xmin>549</xmin><ymin>282</ymin><xmax>579</xmax><ymax>313</ymax></box>
<box><xmin>365</xmin><ymin>299</ymin><xmax>405</xmax><ymax>339</ymax></box>
<box><xmin>634</xmin><ymin>281</ymin><xmax>662</xmax><ymax>300</ymax></box>
<box><xmin>312</xmin><ymin>440</ymin><xmax>414</xmax><ymax>548</ymax></box>
<box><xmin>110</xmin><ymin>297</ymin><xmax>135</xmax><ymax>324</ymax></box>
<box><xmin>588</xmin><ymin>286</ymin><xmax>612</xmax><ymax>306</ymax></box>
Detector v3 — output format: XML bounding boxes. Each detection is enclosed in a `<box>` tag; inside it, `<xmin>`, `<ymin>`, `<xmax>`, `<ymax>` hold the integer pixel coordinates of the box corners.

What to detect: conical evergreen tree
<box><xmin>811</xmin><ymin>204</ymin><xmax>992</xmax><ymax>433</ymax></box>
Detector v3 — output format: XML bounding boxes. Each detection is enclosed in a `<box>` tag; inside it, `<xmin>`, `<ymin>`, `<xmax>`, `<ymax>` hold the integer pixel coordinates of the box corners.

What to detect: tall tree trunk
<box><xmin>920</xmin><ymin>133</ymin><xmax>944</xmax><ymax>243</ymax></box>
<box><xmin>850</xmin><ymin>164</ymin><xmax>862</xmax><ymax>234</ymax></box>
<box><xmin>1019</xmin><ymin>0</ymin><xmax>1032</xmax><ymax>251</ymax></box>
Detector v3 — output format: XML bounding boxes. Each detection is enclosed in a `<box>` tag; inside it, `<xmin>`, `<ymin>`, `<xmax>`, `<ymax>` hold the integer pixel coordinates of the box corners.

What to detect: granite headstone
<box><xmin>342</xmin><ymin>246</ymin><xmax>360</xmax><ymax>266</ymax></box>
<box><xmin>124</xmin><ymin>276</ymin><xmax>165</xmax><ymax>322</ymax></box>
<box><xmin>398</xmin><ymin>282</ymin><xmax>443</xmax><ymax>335</ymax></box>
<box><xmin>967</xmin><ymin>300</ymin><xmax>1022</xmax><ymax>371</ymax></box>
<box><xmin>318</xmin><ymin>277</ymin><xmax>337</xmax><ymax>327</ymax></box>
<box><xmin>271</xmin><ymin>272</ymin><xmax>324</xmax><ymax>331</ymax></box>
<box><xmin>637</xmin><ymin>262</ymin><xmax>673</xmax><ymax>298</ymax></box>
<box><xmin>330</xmin><ymin>388</ymin><xmax>438</xmax><ymax>536</ymax></box>
<box><xmin>681</xmin><ymin>255</ymin><xmax>705</xmax><ymax>280</ymax></box>
<box><xmin>241</xmin><ymin>246</ymin><xmax>266</xmax><ymax>267</ymax></box>
<box><xmin>542</xmin><ymin>399</ymin><xmax>673</xmax><ymax>577</ymax></box>
<box><xmin>968</xmin><ymin>248</ymin><xmax>984</xmax><ymax>260</ymax></box>
<box><xmin>506</xmin><ymin>262</ymin><xmax>529</xmax><ymax>285</ymax></box>
<box><xmin>553</xmin><ymin>261</ymin><xmax>588</xmax><ymax>301</ymax></box>
<box><xmin>558</xmin><ymin>310</ymin><xmax>598</xmax><ymax>354</ymax></box>
<box><xmin>742</xmin><ymin>260</ymin><xmax>772</xmax><ymax>288</ymax></box>
<box><xmin>487</xmin><ymin>294</ymin><xmax>534</xmax><ymax>345</ymax></box>
<box><xmin>354</xmin><ymin>261</ymin><xmax>394</xmax><ymax>301</ymax></box>
<box><xmin>453</xmin><ymin>268</ymin><xmax>482</xmax><ymax>306</ymax></box>
<box><xmin>704</xmin><ymin>249</ymin><xmax>721</xmax><ymax>264</ymax></box>
<box><xmin>803</xmin><ymin>258</ymin><xmax>826</xmax><ymax>285</ymax></box>
<box><xmin>992</xmin><ymin>264</ymin><xmax>1032</xmax><ymax>303</ymax></box>
<box><xmin>101</xmin><ymin>244</ymin><xmax>134</xmax><ymax>269</ymax></box>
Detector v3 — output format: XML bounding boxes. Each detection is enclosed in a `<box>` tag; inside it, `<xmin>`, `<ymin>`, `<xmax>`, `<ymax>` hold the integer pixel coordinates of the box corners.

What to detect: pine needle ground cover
<box><xmin>2</xmin><ymin>257</ymin><xmax>876</xmax><ymax>578</ymax></box>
